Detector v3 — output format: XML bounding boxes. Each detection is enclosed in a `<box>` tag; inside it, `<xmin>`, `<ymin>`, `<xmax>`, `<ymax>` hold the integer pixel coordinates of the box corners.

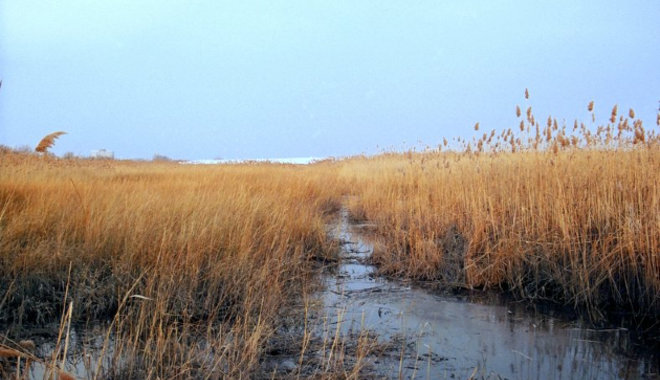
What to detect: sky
<box><xmin>1</xmin><ymin>1</ymin><xmax>659</xmax><ymax>160</ymax></box>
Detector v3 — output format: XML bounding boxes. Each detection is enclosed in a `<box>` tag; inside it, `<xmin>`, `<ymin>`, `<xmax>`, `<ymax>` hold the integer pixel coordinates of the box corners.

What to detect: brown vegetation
<box><xmin>1</xmin><ymin>98</ymin><xmax>659</xmax><ymax>377</ymax></box>
<box><xmin>0</xmin><ymin>154</ymin><xmax>344</xmax><ymax>378</ymax></box>
<box><xmin>35</xmin><ymin>131</ymin><xmax>67</xmax><ymax>153</ymax></box>
<box><xmin>339</xmin><ymin>100</ymin><xmax>660</xmax><ymax>324</ymax></box>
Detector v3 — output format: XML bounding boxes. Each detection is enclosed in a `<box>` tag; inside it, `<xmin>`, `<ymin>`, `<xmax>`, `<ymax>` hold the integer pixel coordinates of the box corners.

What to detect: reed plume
<box><xmin>35</xmin><ymin>131</ymin><xmax>67</xmax><ymax>153</ymax></box>
<box><xmin>610</xmin><ymin>104</ymin><xmax>618</xmax><ymax>123</ymax></box>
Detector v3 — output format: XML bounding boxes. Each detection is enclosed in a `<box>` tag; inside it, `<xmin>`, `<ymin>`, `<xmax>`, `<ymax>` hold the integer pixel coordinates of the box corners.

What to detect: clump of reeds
<box><xmin>1</xmin><ymin>93</ymin><xmax>658</xmax><ymax>376</ymax></box>
<box><xmin>0</xmin><ymin>153</ymin><xmax>346</xmax><ymax>378</ymax></box>
<box><xmin>339</xmin><ymin>95</ymin><xmax>660</xmax><ymax>325</ymax></box>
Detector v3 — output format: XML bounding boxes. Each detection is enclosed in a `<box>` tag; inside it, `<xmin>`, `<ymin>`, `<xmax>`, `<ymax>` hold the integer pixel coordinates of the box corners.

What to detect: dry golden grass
<box><xmin>338</xmin><ymin>102</ymin><xmax>659</xmax><ymax>322</ymax></box>
<box><xmin>1</xmin><ymin>98</ymin><xmax>658</xmax><ymax>377</ymax></box>
<box><xmin>341</xmin><ymin>149</ymin><xmax>658</xmax><ymax>315</ymax></box>
<box><xmin>0</xmin><ymin>154</ymin><xmax>345</xmax><ymax>378</ymax></box>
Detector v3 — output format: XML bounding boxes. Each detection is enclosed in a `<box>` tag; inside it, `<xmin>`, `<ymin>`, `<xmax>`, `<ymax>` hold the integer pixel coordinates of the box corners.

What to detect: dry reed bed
<box><xmin>340</xmin><ymin>106</ymin><xmax>660</xmax><ymax>325</ymax></box>
<box><xmin>0</xmin><ymin>153</ymin><xmax>344</xmax><ymax>378</ymax></box>
<box><xmin>0</xmin><ymin>101</ymin><xmax>658</xmax><ymax>376</ymax></box>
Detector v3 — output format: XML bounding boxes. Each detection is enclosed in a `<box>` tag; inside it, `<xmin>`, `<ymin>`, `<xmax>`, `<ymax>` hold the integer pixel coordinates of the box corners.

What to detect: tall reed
<box><xmin>0</xmin><ymin>154</ymin><xmax>344</xmax><ymax>378</ymax></box>
<box><xmin>339</xmin><ymin>101</ymin><xmax>660</xmax><ymax>323</ymax></box>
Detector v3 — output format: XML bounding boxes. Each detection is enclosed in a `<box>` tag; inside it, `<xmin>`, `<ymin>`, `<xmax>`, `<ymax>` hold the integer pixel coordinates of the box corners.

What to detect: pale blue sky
<box><xmin>1</xmin><ymin>1</ymin><xmax>658</xmax><ymax>159</ymax></box>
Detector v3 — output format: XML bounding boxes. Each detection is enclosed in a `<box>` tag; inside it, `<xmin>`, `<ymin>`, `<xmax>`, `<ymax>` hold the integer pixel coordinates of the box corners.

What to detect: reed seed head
<box><xmin>35</xmin><ymin>131</ymin><xmax>67</xmax><ymax>153</ymax></box>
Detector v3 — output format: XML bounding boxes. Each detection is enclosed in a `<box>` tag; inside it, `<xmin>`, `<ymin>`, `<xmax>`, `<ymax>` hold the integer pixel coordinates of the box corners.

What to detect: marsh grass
<box><xmin>339</xmin><ymin>101</ymin><xmax>660</xmax><ymax>326</ymax></box>
<box><xmin>0</xmin><ymin>155</ymin><xmax>346</xmax><ymax>378</ymax></box>
<box><xmin>1</xmin><ymin>98</ymin><xmax>659</xmax><ymax>377</ymax></box>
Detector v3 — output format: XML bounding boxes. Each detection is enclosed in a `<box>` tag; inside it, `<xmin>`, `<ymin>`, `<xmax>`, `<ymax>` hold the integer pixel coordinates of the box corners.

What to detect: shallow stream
<box><xmin>319</xmin><ymin>208</ymin><xmax>659</xmax><ymax>379</ymax></box>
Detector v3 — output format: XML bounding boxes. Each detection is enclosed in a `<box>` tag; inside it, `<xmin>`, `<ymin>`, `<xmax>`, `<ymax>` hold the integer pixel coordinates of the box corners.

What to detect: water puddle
<box><xmin>4</xmin><ymin>323</ymin><xmax>121</xmax><ymax>380</ymax></box>
<box><xmin>320</xmin><ymin>208</ymin><xmax>659</xmax><ymax>379</ymax></box>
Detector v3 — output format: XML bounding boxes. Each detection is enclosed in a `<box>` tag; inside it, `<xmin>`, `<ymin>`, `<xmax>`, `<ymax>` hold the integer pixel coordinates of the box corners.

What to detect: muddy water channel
<box><xmin>319</xmin><ymin>209</ymin><xmax>658</xmax><ymax>379</ymax></box>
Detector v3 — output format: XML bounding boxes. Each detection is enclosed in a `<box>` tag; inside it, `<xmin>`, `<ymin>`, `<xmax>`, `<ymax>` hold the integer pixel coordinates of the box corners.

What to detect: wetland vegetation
<box><xmin>1</xmin><ymin>101</ymin><xmax>659</xmax><ymax>378</ymax></box>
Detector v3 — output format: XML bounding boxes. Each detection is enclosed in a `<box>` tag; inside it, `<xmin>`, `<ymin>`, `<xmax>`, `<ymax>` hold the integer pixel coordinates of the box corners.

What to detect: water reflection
<box><xmin>321</xmin><ymin>209</ymin><xmax>658</xmax><ymax>379</ymax></box>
